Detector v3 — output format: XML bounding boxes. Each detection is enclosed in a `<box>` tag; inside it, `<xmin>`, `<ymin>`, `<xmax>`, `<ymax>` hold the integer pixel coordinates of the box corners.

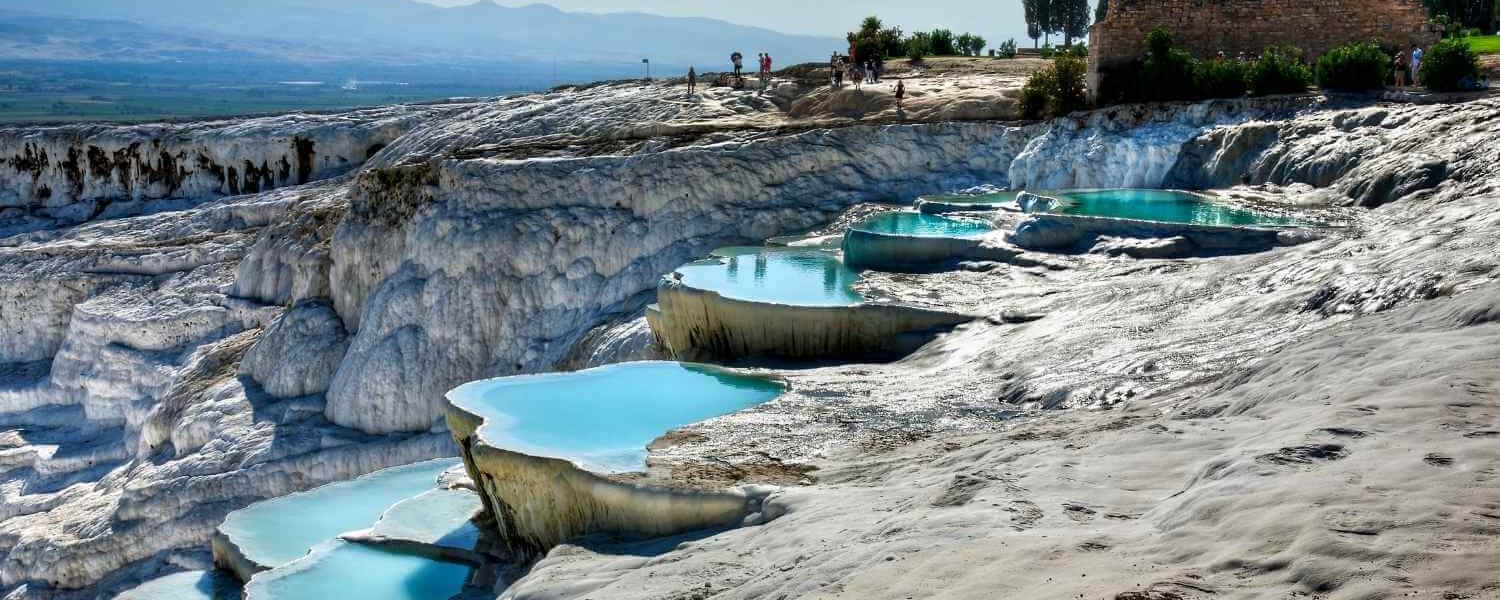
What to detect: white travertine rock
<box><xmin>240</xmin><ymin>301</ymin><xmax>350</xmax><ymax>400</ymax></box>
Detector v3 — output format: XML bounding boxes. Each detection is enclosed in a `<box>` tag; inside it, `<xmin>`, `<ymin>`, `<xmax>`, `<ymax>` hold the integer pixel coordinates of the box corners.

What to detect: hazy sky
<box><xmin>421</xmin><ymin>1</ymin><xmax>1041</xmax><ymax>49</ymax></box>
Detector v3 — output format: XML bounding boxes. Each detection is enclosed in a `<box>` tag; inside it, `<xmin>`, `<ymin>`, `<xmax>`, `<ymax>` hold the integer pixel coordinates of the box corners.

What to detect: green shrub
<box><xmin>1021</xmin><ymin>55</ymin><xmax>1089</xmax><ymax>118</ymax></box>
<box><xmin>1139</xmin><ymin>28</ymin><xmax>1199</xmax><ymax>100</ymax></box>
<box><xmin>1315</xmin><ymin>41</ymin><xmax>1389</xmax><ymax>91</ymax></box>
<box><xmin>1420</xmin><ymin>38</ymin><xmax>1482</xmax><ymax>91</ymax></box>
<box><xmin>998</xmin><ymin>38</ymin><xmax>1018</xmax><ymax>59</ymax></box>
<box><xmin>906</xmin><ymin>36</ymin><xmax>931</xmax><ymax>61</ymax></box>
<box><xmin>1247</xmin><ymin>47</ymin><xmax>1313</xmax><ymax>95</ymax></box>
<box><xmin>1193</xmin><ymin>58</ymin><xmax>1249</xmax><ymax>98</ymax></box>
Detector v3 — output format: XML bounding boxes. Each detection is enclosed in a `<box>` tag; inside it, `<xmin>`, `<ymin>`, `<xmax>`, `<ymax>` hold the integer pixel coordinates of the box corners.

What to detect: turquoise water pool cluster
<box><xmin>175</xmin><ymin>186</ymin><xmax>1323</xmax><ymax>599</ymax></box>
<box><xmin>204</xmin><ymin>459</ymin><xmax>478</xmax><ymax>600</ymax></box>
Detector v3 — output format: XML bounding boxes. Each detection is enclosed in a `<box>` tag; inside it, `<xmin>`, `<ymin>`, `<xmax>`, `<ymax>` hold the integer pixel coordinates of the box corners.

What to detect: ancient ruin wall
<box><xmin>1088</xmin><ymin>0</ymin><xmax>1437</xmax><ymax>94</ymax></box>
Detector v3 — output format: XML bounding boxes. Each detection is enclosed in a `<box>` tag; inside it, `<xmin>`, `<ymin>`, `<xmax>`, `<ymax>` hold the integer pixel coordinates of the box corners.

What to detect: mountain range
<box><xmin>1</xmin><ymin>1</ymin><xmax>839</xmax><ymax>70</ymax></box>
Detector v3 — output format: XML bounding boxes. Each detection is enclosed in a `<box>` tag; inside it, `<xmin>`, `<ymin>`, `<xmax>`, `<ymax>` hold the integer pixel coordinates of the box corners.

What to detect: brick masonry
<box><xmin>1088</xmin><ymin>0</ymin><xmax>1439</xmax><ymax>95</ymax></box>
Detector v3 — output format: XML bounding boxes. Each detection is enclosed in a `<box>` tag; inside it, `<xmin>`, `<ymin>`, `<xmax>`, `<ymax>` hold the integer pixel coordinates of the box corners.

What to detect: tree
<box><xmin>1024</xmin><ymin>0</ymin><xmax>1049</xmax><ymax>48</ymax></box>
<box><xmin>907</xmin><ymin>32</ymin><xmax>932</xmax><ymax>60</ymax></box>
<box><xmin>878</xmin><ymin>26</ymin><xmax>906</xmax><ymax>57</ymax></box>
<box><xmin>1060</xmin><ymin>0</ymin><xmax>1091</xmax><ymax>47</ymax></box>
<box><xmin>1095</xmin><ymin>0</ymin><xmax>1109</xmax><ymax>23</ymax></box>
<box><xmin>847</xmin><ymin>15</ymin><xmax>890</xmax><ymax>61</ymax></box>
<box><xmin>968</xmin><ymin>34</ymin><xmax>988</xmax><ymax>56</ymax></box>
<box><xmin>929</xmin><ymin>29</ymin><xmax>957</xmax><ymax>55</ymax></box>
<box><xmin>956</xmin><ymin>33</ymin><xmax>975</xmax><ymax>56</ymax></box>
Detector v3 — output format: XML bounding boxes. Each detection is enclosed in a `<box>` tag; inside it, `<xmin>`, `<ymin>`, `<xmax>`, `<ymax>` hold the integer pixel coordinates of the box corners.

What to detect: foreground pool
<box><xmin>244</xmin><ymin>541</ymin><xmax>471</xmax><ymax>600</ymax></box>
<box><xmin>445</xmin><ymin>361</ymin><xmax>789</xmax><ymax>557</ymax></box>
<box><xmin>1041</xmin><ymin>189</ymin><xmax>1308</xmax><ymax>227</ymax></box>
<box><xmin>852</xmin><ymin>212</ymin><xmax>994</xmax><ymax>238</ymax></box>
<box><xmin>447</xmin><ymin>362</ymin><xmax>784</xmax><ymax>474</ymax></box>
<box><xmin>673</xmin><ymin>246</ymin><xmax>862</xmax><ymax>307</ymax></box>
<box><xmin>215</xmin><ymin>459</ymin><xmax>459</xmax><ymax>575</ymax></box>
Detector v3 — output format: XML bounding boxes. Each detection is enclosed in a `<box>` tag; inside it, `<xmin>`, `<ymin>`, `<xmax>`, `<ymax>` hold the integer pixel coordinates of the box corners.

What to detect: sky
<box><xmin>421</xmin><ymin>1</ymin><xmax>1042</xmax><ymax>50</ymax></box>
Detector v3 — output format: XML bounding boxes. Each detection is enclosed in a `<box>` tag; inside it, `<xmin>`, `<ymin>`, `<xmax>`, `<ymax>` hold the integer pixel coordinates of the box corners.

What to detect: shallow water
<box><xmin>117</xmin><ymin>571</ymin><xmax>242</xmax><ymax>600</ymax></box>
<box><xmin>244</xmin><ymin>541</ymin><xmax>470</xmax><ymax>600</ymax></box>
<box><xmin>218</xmin><ymin>459</ymin><xmax>459</xmax><ymax>569</ymax></box>
<box><xmin>853</xmin><ymin>212</ymin><xmax>993</xmax><ymax>238</ymax></box>
<box><xmin>1050</xmin><ymin>189</ymin><xmax>1308</xmax><ymax>226</ymax></box>
<box><xmin>448</xmin><ymin>362</ymin><xmax>785</xmax><ymax>474</ymax></box>
<box><xmin>674</xmin><ymin>246</ymin><xmax>863</xmax><ymax>306</ymax></box>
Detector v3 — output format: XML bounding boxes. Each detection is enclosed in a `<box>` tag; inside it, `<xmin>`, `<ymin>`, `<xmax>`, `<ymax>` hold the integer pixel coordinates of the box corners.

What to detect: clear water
<box><xmin>244</xmin><ymin>541</ymin><xmax>470</xmax><ymax>600</ymax></box>
<box><xmin>673</xmin><ymin>247</ymin><xmax>863</xmax><ymax>307</ymax></box>
<box><xmin>1048</xmin><ymin>189</ymin><xmax>1308</xmax><ymax>226</ymax></box>
<box><xmin>218</xmin><ymin>459</ymin><xmax>460</xmax><ymax>569</ymax></box>
<box><xmin>117</xmin><ymin>571</ymin><xmax>241</xmax><ymax>600</ymax></box>
<box><xmin>448</xmin><ymin>362</ymin><xmax>785</xmax><ymax>474</ymax></box>
<box><xmin>853</xmin><ymin>212</ymin><xmax>993</xmax><ymax>238</ymax></box>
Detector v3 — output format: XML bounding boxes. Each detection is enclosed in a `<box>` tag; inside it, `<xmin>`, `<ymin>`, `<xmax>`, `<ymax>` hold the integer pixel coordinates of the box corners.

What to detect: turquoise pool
<box><xmin>447</xmin><ymin>362</ymin><xmax>784</xmax><ymax>474</ymax></box>
<box><xmin>673</xmin><ymin>247</ymin><xmax>863</xmax><ymax>307</ymax></box>
<box><xmin>218</xmin><ymin>459</ymin><xmax>459</xmax><ymax>569</ymax></box>
<box><xmin>852</xmin><ymin>212</ymin><xmax>994</xmax><ymax>238</ymax></box>
<box><xmin>1043</xmin><ymin>189</ymin><xmax>1309</xmax><ymax>227</ymax></box>
<box><xmin>244</xmin><ymin>541</ymin><xmax>470</xmax><ymax>600</ymax></box>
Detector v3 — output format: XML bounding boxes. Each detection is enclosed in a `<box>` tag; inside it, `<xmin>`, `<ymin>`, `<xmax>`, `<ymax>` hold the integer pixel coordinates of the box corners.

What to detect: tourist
<box><xmin>1393</xmin><ymin>51</ymin><xmax>1407</xmax><ymax>92</ymax></box>
<box><xmin>873</xmin><ymin>59</ymin><xmax>882</xmax><ymax>83</ymax></box>
<box><xmin>731</xmin><ymin>51</ymin><xmax>744</xmax><ymax>81</ymax></box>
<box><xmin>895</xmin><ymin>79</ymin><xmax>905</xmax><ymax>110</ymax></box>
<box><xmin>851</xmin><ymin>62</ymin><xmax>863</xmax><ymax>91</ymax></box>
<box><xmin>832</xmin><ymin>54</ymin><xmax>843</xmax><ymax>87</ymax></box>
<box><xmin>1410</xmin><ymin>44</ymin><xmax>1424</xmax><ymax>88</ymax></box>
<box><xmin>687</xmin><ymin>66</ymin><xmax>697</xmax><ymax>96</ymax></box>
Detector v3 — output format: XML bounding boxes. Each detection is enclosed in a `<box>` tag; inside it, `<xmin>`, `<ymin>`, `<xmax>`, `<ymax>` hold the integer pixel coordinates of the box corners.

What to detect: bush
<box><xmin>1315</xmin><ymin>41</ymin><xmax>1389</xmax><ymax>91</ymax></box>
<box><xmin>906</xmin><ymin>36</ymin><xmax>931</xmax><ymax>61</ymax></box>
<box><xmin>1420</xmin><ymin>38</ymin><xmax>1482</xmax><ymax>91</ymax></box>
<box><xmin>1020</xmin><ymin>55</ymin><xmax>1089</xmax><ymax>118</ymax></box>
<box><xmin>998</xmin><ymin>38</ymin><xmax>1018</xmax><ymax>59</ymax></box>
<box><xmin>1247</xmin><ymin>47</ymin><xmax>1313</xmax><ymax>95</ymax></box>
<box><xmin>1193</xmin><ymin>59</ymin><xmax>1249</xmax><ymax>98</ymax></box>
<box><xmin>1138</xmin><ymin>28</ymin><xmax>1199</xmax><ymax>100</ymax></box>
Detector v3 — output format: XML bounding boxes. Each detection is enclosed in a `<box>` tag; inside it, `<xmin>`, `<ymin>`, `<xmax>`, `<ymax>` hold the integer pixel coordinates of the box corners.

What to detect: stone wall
<box><xmin>1088</xmin><ymin>0</ymin><xmax>1437</xmax><ymax>96</ymax></box>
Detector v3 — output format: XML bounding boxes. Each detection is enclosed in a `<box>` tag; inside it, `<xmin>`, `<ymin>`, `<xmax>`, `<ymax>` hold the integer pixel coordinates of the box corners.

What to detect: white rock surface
<box><xmin>239</xmin><ymin>301</ymin><xmax>349</xmax><ymax>400</ymax></box>
<box><xmin>0</xmin><ymin>73</ymin><xmax>1495</xmax><ymax>600</ymax></box>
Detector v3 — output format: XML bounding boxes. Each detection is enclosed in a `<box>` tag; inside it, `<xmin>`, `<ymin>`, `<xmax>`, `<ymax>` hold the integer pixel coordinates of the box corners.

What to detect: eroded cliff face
<box><xmin>0</xmin><ymin>104</ymin><xmax>466</xmax><ymax>236</ymax></box>
<box><xmin>0</xmin><ymin>74</ymin><xmax>1495</xmax><ymax>599</ymax></box>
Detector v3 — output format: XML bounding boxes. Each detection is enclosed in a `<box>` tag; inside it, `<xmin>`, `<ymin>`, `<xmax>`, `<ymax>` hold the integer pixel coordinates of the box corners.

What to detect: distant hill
<box><xmin>1</xmin><ymin>1</ymin><xmax>840</xmax><ymax>69</ymax></box>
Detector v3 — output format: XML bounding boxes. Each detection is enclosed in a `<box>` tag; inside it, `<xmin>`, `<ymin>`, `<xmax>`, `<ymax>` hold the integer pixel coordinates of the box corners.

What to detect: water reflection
<box><xmin>853</xmin><ymin>212</ymin><xmax>994</xmax><ymax>238</ymax></box>
<box><xmin>676</xmin><ymin>247</ymin><xmax>863</xmax><ymax>307</ymax></box>
<box><xmin>1051</xmin><ymin>190</ymin><xmax>1311</xmax><ymax>226</ymax></box>
<box><xmin>449</xmin><ymin>362</ymin><xmax>784</xmax><ymax>474</ymax></box>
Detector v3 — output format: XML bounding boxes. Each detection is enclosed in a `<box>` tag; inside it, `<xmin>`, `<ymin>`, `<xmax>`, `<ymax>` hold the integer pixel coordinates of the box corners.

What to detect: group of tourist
<box><xmin>829</xmin><ymin>52</ymin><xmax>885</xmax><ymax>89</ymax></box>
<box><xmin>1393</xmin><ymin>44</ymin><xmax>1424</xmax><ymax>91</ymax></box>
<box><xmin>683</xmin><ymin>51</ymin><xmax>774</xmax><ymax>96</ymax></box>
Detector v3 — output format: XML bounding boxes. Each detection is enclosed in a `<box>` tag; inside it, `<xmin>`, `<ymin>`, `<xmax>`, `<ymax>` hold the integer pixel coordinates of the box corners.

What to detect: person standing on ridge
<box><xmin>731</xmin><ymin>51</ymin><xmax>744</xmax><ymax>83</ymax></box>
<box><xmin>1410</xmin><ymin>44</ymin><xmax>1424</xmax><ymax>88</ymax></box>
<box><xmin>1392</xmin><ymin>51</ymin><xmax>1407</xmax><ymax>92</ymax></box>
<box><xmin>895</xmin><ymin>79</ymin><xmax>905</xmax><ymax>111</ymax></box>
<box><xmin>687</xmin><ymin>66</ymin><xmax>697</xmax><ymax>96</ymax></box>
